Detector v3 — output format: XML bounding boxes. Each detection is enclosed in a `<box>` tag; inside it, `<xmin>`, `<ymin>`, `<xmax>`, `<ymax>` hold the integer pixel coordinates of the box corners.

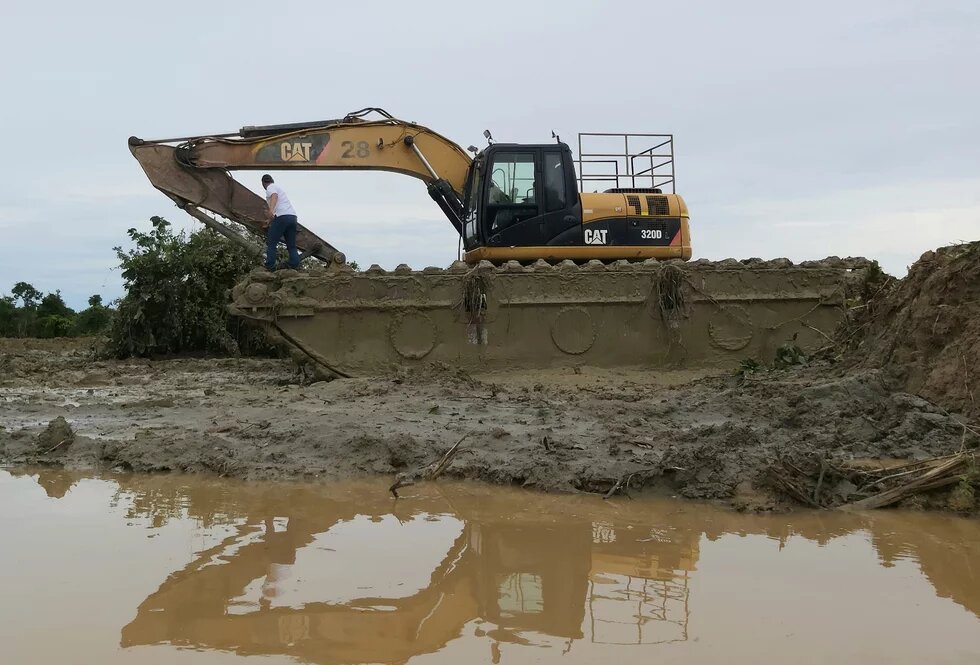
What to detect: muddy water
<box><xmin>1</xmin><ymin>470</ymin><xmax>979</xmax><ymax>665</ymax></box>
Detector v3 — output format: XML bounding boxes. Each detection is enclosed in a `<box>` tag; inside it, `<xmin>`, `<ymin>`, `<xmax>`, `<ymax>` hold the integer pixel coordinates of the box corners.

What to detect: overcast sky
<box><xmin>2</xmin><ymin>0</ymin><xmax>978</xmax><ymax>308</ymax></box>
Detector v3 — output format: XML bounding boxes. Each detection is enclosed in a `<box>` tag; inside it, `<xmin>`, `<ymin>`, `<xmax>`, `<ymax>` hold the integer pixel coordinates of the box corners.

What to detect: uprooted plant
<box><xmin>103</xmin><ymin>216</ymin><xmax>275</xmax><ymax>358</ymax></box>
<box><xmin>456</xmin><ymin>267</ymin><xmax>492</xmax><ymax>325</ymax></box>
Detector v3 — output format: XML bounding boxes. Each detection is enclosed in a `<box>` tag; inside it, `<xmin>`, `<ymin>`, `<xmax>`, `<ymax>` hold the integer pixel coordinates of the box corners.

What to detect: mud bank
<box><xmin>3</xmin><ymin>244</ymin><xmax>979</xmax><ymax>511</ymax></box>
<box><xmin>1</xmin><ymin>337</ymin><xmax>976</xmax><ymax>512</ymax></box>
<box><xmin>847</xmin><ymin>241</ymin><xmax>980</xmax><ymax>422</ymax></box>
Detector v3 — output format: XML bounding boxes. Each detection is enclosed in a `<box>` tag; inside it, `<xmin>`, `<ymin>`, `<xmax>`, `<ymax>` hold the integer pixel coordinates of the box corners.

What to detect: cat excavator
<box><xmin>130</xmin><ymin>107</ymin><xmax>868</xmax><ymax>377</ymax></box>
<box><xmin>130</xmin><ymin>107</ymin><xmax>690</xmax><ymax>265</ymax></box>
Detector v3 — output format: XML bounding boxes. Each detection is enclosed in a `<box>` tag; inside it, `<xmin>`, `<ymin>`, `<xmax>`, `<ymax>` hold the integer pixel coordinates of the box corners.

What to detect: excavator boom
<box><xmin>129</xmin><ymin>139</ymin><xmax>344</xmax><ymax>263</ymax></box>
<box><xmin>129</xmin><ymin>108</ymin><xmax>471</xmax><ymax>252</ymax></box>
<box><xmin>180</xmin><ymin>116</ymin><xmax>471</xmax><ymax>191</ymax></box>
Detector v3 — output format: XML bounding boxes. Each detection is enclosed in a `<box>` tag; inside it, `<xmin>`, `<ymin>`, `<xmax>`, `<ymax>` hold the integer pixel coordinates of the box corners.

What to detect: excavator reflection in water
<box><xmin>14</xmin><ymin>470</ymin><xmax>980</xmax><ymax>664</ymax></box>
<box><xmin>111</xmin><ymin>479</ymin><xmax>696</xmax><ymax>663</ymax></box>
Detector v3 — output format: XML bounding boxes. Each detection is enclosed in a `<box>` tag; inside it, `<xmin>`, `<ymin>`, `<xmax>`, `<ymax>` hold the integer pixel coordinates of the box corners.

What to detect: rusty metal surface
<box><xmin>129</xmin><ymin>140</ymin><xmax>343</xmax><ymax>264</ymax></box>
<box><xmin>229</xmin><ymin>258</ymin><xmax>871</xmax><ymax>377</ymax></box>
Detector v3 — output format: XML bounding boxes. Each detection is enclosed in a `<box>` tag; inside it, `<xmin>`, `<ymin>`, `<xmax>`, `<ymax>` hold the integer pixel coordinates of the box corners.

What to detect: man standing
<box><xmin>261</xmin><ymin>174</ymin><xmax>301</xmax><ymax>270</ymax></box>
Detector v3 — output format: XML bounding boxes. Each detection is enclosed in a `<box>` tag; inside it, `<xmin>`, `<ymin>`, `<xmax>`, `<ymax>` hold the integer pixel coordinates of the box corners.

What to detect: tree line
<box><xmin>0</xmin><ymin>284</ymin><xmax>111</xmax><ymax>338</ymax></box>
<box><xmin>2</xmin><ymin>215</ymin><xmax>354</xmax><ymax>357</ymax></box>
<box><xmin>1</xmin><ymin>216</ymin><xmax>272</xmax><ymax>355</ymax></box>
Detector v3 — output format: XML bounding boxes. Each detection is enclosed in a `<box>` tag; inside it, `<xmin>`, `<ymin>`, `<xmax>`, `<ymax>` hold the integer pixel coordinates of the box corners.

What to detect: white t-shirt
<box><xmin>265</xmin><ymin>183</ymin><xmax>298</xmax><ymax>217</ymax></box>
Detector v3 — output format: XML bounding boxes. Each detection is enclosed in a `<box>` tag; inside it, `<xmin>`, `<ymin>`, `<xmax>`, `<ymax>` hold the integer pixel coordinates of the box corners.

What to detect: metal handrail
<box><xmin>576</xmin><ymin>132</ymin><xmax>675</xmax><ymax>193</ymax></box>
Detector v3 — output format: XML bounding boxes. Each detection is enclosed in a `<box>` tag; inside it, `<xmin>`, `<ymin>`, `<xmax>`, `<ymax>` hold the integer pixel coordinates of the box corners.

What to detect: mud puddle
<box><xmin>1</xmin><ymin>469</ymin><xmax>978</xmax><ymax>664</ymax></box>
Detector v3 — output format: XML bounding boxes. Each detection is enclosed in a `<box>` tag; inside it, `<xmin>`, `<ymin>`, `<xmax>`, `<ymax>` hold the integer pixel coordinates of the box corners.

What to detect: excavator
<box><xmin>130</xmin><ymin>107</ymin><xmax>868</xmax><ymax>377</ymax></box>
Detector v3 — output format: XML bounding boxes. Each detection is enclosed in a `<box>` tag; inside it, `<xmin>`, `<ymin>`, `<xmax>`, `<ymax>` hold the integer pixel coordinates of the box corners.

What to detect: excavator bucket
<box><xmin>229</xmin><ymin>257</ymin><xmax>870</xmax><ymax>378</ymax></box>
<box><xmin>128</xmin><ymin>139</ymin><xmax>344</xmax><ymax>264</ymax></box>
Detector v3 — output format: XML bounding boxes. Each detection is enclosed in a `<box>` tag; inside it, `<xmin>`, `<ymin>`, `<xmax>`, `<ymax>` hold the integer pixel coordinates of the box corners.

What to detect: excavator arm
<box><xmin>129</xmin><ymin>108</ymin><xmax>473</xmax><ymax>263</ymax></box>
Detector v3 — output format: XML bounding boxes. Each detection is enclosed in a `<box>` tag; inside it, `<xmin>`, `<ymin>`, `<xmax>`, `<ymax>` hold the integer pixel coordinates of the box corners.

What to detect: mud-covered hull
<box><xmin>230</xmin><ymin>258</ymin><xmax>870</xmax><ymax>377</ymax></box>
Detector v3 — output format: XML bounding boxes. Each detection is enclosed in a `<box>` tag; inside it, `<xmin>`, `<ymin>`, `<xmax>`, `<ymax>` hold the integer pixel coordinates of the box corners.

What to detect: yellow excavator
<box><xmin>130</xmin><ymin>107</ymin><xmax>690</xmax><ymax>266</ymax></box>
<box><xmin>130</xmin><ymin>107</ymin><xmax>867</xmax><ymax>377</ymax></box>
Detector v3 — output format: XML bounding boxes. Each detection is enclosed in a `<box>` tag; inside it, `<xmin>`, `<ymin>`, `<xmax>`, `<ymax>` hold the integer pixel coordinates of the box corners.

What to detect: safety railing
<box><xmin>576</xmin><ymin>133</ymin><xmax>675</xmax><ymax>193</ymax></box>
<box><xmin>587</xmin><ymin>573</ymin><xmax>690</xmax><ymax>645</ymax></box>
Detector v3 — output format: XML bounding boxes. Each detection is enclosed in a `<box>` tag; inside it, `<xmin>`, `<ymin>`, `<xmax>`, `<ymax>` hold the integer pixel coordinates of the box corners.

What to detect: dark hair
<box><xmin>261</xmin><ymin>174</ymin><xmax>274</xmax><ymax>183</ymax></box>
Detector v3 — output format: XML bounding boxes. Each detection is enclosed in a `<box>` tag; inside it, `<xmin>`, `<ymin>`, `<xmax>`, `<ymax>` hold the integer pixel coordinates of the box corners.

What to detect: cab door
<box><xmin>483</xmin><ymin>147</ymin><xmax>581</xmax><ymax>248</ymax></box>
<box><xmin>482</xmin><ymin>150</ymin><xmax>543</xmax><ymax>246</ymax></box>
<box><xmin>537</xmin><ymin>147</ymin><xmax>582</xmax><ymax>246</ymax></box>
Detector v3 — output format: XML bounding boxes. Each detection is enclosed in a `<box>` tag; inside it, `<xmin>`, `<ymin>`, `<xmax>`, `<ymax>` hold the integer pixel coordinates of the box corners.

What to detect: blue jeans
<box><xmin>265</xmin><ymin>214</ymin><xmax>300</xmax><ymax>269</ymax></box>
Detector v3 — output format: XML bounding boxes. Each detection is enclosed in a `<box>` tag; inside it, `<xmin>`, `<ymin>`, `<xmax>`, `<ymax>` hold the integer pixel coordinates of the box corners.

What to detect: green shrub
<box><xmin>103</xmin><ymin>216</ymin><xmax>271</xmax><ymax>357</ymax></box>
<box><xmin>73</xmin><ymin>296</ymin><xmax>112</xmax><ymax>336</ymax></box>
<box><xmin>35</xmin><ymin>315</ymin><xmax>75</xmax><ymax>338</ymax></box>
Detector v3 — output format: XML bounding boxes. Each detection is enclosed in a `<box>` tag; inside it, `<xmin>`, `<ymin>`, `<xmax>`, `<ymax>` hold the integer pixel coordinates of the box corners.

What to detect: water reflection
<box><xmin>112</xmin><ymin>482</ymin><xmax>696</xmax><ymax>663</ymax></box>
<box><xmin>10</xmin><ymin>469</ymin><xmax>980</xmax><ymax>664</ymax></box>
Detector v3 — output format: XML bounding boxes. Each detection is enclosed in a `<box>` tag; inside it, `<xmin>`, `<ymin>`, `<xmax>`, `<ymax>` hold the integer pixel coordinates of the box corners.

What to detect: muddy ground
<box><xmin>1</xmin><ymin>334</ymin><xmax>977</xmax><ymax>513</ymax></box>
<box><xmin>3</xmin><ymin>243</ymin><xmax>979</xmax><ymax>512</ymax></box>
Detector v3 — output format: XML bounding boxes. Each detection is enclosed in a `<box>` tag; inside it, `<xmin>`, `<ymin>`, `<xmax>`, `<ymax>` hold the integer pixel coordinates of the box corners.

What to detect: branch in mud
<box><xmin>582</xmin><ymin>466</ymin><xmax>684</xmax><ymax>500</ymax></box>
<box><xmin>768</xmin><ymin>451</ymin><xmax>978</xmax><ymax>510</ymax></box>
<box><xmin>840</xmin><ymin>452</ymin><xmax>976</xmax><ymax>511</ymax></box>
<box><xmin>768</xmin><ymin>465</ymin><xmax>821</xmax><ymax>508</ymax></box>
<box><xmin>389</xmin><ymin>433</ymin><xmax>469</xmax><ymax>498</ymax></box>
<box><xmin>603</xmin><ymin>478</ymin><xmax>625</xmax><ymax>499</ymax></box>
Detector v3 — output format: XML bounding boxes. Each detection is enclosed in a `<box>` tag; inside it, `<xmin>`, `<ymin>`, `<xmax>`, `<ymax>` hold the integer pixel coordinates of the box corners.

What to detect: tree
<box><xmin>37</xmin><ymin>291</ymin><xmax>74</xmax><ymax>319</ymax></box>
<box><xmin>11</xmin><ymin>282</ymin><xmax>41</xmax><ymax>309</ymax></box>
<box><xmin>29</xmin><ymin>291</ymin><xmax>76</xmax><ymax>338</ymax></box>
<box><xmin>104</xmin><ymin>216</ymin><xmax>271</xmax><ymax>357</ymax></box>
<box><xmin>74</xmin><ymin>294</ymin><xmax>111</xmax><ymax>336</ymax></box>
<box><xmin>0</xmin><ymin>295</ymin><xmax>17</xmax><ymax>337</ymax></box>
<box><xmin>7</xmin><ymin>283</ymin><xmax>40</xmax><ymax>336</ymax></box>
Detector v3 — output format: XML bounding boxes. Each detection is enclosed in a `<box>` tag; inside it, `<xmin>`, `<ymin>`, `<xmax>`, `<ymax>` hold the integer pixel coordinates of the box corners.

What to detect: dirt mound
<box><xmin>36</xmin><ymin>417</ymin><xmax>75</xmax><ymax>456</ymax></box>
<box><xmin>845</xmin><ymin>242</ymin><xmax>980</xmax><ymax>421</ymax></box>
<box><xmin>387</xmin><ymin>362</ymin><xmax>485</xmax><ymax>392</ymax></box>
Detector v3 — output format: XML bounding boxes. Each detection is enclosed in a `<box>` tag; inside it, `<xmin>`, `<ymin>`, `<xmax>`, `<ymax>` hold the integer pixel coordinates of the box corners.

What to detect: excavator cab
<box><xmin>460</xmin><ymin>137</ymin><xmax>691</xmax><ymax>263</ymax></box>
<box><xmin>462</xmin><ymin>143</ymin><xmax>582</xmax><ymax>253</ymax></box>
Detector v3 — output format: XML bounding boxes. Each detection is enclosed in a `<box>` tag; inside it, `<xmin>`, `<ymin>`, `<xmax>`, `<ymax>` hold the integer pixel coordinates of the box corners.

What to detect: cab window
<box><xmin>489</xmin><ymin>153</ymin><xmax>536</xmax><ymax>205</ymax></box>
<box><xmin>463</xmin><ymin>161</ymin><xmax>483</xmax><ymax>246</ymax></box>
<box><xmin>544</xmin><ymin>152</ymin><xmax>566</xmax><ymax>212</ymax></box>
<box><xmin>486</xmin><ymin>152</ymin><xmax>539</xmax><ymax>233</ymax></box>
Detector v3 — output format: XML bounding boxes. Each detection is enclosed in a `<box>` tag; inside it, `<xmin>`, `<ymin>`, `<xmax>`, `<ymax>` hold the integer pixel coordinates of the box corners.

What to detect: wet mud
<box><xmin>3</xmin><ymin>245</ymin><xmax>979</xmax><ymax>511</ymax></box>
<box><xmin>1</xmin><ymin>469</ymin><xmax>979</xmax><ymax>664</ymax></box>
<box><xmin>1</xmin><ymin>335</ymin><xmax>976</xmax><ymax>512</ymax></box>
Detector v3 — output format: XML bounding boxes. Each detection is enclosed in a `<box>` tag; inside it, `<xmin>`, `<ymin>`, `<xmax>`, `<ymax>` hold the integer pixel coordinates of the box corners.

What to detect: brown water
<box><xmin>1</xmin><ymin>470</ymin><xmax>979</xmax><ymax>665</ymax></box>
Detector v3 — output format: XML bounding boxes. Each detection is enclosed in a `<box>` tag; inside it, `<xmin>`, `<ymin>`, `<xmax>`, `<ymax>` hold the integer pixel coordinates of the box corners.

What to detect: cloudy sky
<box><xmin>2</xmin><ymin>0</ymin><xmax>978</xmax><ymax>308</ymax></box>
